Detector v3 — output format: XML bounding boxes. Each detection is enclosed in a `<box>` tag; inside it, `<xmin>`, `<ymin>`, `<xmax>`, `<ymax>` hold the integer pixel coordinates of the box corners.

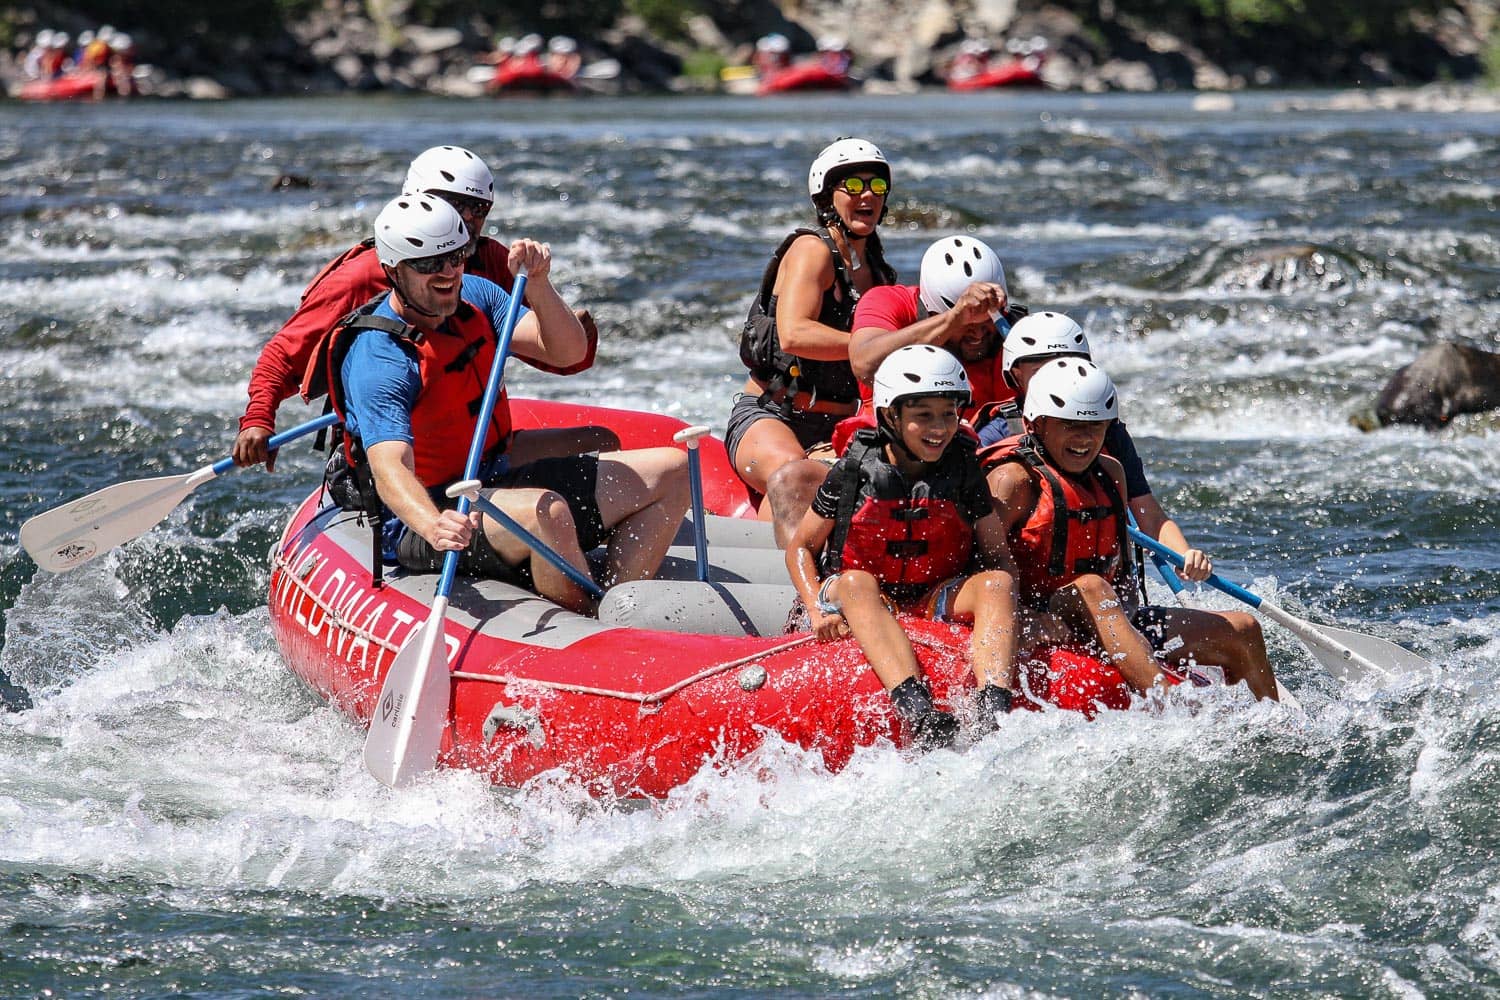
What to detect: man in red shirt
<box><xmin>840</xmin><ymin>236</ymin><xmax>1020</xmax><ymax>454</ymax></box>
<box><xmin>233</xmin><ymin>145</ymin><xmax>602</xmax><ymax>468</ymax></box>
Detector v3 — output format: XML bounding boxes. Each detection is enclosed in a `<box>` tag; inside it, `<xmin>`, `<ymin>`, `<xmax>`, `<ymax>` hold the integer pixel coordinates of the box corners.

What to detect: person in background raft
<box><xmin>840</xmin><ymin>234</ymin><xmax>1026</xmax><ymax>451</ymax></box>
<box><xmin>785</xmin><ymin>346</ymin><xmax>1026</xmax><ymax>749</ymax></box>
<box><xmin>321</xmin><ymin>195</ymin><xmax>689</xmax><ymax>614</ymax></box>
<box><xmin>727</xmin><ymin>137</ymin><xmax>898</xmax><ymax>546</ymax></box>
<box><xmin>232</xmin><ymin>145</ymin><xmax>612</xmax><ymax>470</ymax></box>
<box><xmin>547</xmin><ymin>36</ymin><xmax>582</xmax><ymax>78</ymax></box>
<box><xmin>985</xmin><ymin>360</ymin><xmax>1279</xmax><ymax>700</ymax></box>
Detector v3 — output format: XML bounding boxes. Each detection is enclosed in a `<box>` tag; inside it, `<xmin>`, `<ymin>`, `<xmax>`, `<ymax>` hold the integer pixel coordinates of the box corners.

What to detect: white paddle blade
<box><xmin>1258</xmin><ymin>600</ymin><xmax>1430</xmax><ymax>683</ymax></box>
<box><xmin>20</xmin><ymin>468</ymin><xmax>213</xmax><ymax>572</ymax></box>
<box><xmin>363</xmin><ymin>605</ymin><xmax>454</xmax><ymax>787</ymax></box>
<box><xmin>1316</xmin><ymin>621</ymin><xmax>1434</xmax><ymax>677</ymax></box>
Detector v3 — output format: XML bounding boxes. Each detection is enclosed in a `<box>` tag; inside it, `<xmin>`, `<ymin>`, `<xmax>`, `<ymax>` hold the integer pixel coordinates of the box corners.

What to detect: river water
<box><xmin>1</xmin><ymin>92</ymin><xmax>1497</xmax><ymax>997</ymax></box>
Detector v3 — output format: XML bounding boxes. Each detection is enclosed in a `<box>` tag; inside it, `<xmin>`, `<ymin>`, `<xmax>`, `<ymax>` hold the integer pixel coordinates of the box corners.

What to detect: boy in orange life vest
<box><xmin>785</xmin><ymin>345</ymin><xmax>1024</xmax><ymax>748</ymax></box>
<box><xmin>986</xmin><ymin>359</ymin><xmax>1280</xmax><ymax>700</ymax></box>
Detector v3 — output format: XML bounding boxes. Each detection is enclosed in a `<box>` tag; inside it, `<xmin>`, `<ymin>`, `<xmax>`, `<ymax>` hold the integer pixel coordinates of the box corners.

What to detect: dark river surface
<box><xmin>1</xmin><ymin>91</ymin><xmax>1497</xmax><ymax>997</ymax></box>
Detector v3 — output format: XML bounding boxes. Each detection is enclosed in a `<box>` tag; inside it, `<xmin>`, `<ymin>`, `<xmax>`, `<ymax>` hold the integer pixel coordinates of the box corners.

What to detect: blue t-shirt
<box><xmin>340</xmin><ymin>273</ymin><xmax>527</xmax><ymax>450</ymax></box>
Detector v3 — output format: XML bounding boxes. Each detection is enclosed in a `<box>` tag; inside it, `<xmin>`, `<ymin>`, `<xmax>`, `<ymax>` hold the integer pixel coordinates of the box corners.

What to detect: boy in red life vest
<box><xmin>232</xmin><ymin>145</ymin><xmax>608</xmax><ymax>470</ymax></box>
<box><xmin>987</xmin><ymin>359</ymin><xmax>1280</xmax><ymax>700</ymax></box>
<box><xmin>785</xmin><ymin>345</ymin><xmax>1025</xmax><ymax>748</ymax></box>
<box><xmin>993</xmin><ymin>311</ymin><xmax>1210</xmax><ymax>582</ymax></box>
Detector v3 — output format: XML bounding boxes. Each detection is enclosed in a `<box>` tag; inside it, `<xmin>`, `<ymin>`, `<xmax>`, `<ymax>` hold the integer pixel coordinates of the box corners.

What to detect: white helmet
<box><xmin>1023</xmin><ymin>359</ymin><xmax>1118</xmax><ymax>423</ymax></box>
<box><xmin>516</xmin><ymin>33</ymin><xmax>544</xmax><ymax>54</ymax></box>
<box><xmin>403</xmin><ymin>145</ymin><xmax>494</xmax><ymax>204</ymax></box>
<box><xmin>919</xmin><ymin>235</ymin><xmax>1006</xmax><ymax>314</ymax></box>
<box><xmin>548</xmin><ymin>35</ymin><xmax>577</xmax><ymax>54</ymax></box>
<box><xmin>374</xmin><ymin>194</ymin><xmax>469</xmax><ymax>268</ymax></box>
<box><xmin>873</xmin><ymin>344</ymin><xmax>971</xmax><ymax>410</ymax></box>
<box><xmin>1003</xmin><ymin>311</ymin><xmax>1090</xmax><ymax>372</ymax></box>
<box><xmin>807</xmin><ymin>136</ymin><xmax>890</xmax><ymax>199</ymax></box>
<box><xmin>53</xmin><ymin>32</ymin><xmax>70</xmax><ymax>48</ymax></box>
<box><xmin>817</xmin><ymin>35</ymin><xmax>847</xmax><ymax>52</ymax></box>
<box><xmin>757</xmin><ymin>33</ymin><xmax>790</xmax><ymax>53</ymax></box>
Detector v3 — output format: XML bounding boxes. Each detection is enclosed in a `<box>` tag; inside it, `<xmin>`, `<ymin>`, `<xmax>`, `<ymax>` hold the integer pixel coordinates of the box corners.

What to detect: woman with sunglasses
<box><xmin>728</xmin><ymin>137</ymin><xmax>898</xmax><ymax>546</ymax></box>
<box><xmin>232</xmin><ymin>144</ymin><xmax>607</xmax><ymax>471</ymax></box>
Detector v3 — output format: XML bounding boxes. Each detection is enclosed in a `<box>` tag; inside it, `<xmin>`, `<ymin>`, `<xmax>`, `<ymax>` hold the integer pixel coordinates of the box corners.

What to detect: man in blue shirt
<box><xmin>336</xmin><ymin>195</ymin><xmax>689</xmax><ymax>613</ymax></box>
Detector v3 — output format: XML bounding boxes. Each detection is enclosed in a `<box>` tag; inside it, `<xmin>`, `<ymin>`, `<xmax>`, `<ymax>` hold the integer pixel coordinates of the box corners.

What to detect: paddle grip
<box><xmin>1126</xmin><ymin>526</ymin><xmax>1262</xmax><ymax>609</ymax></box>
<box><xmin>211</xmin><ymin>412</ymin><xmax>340</xmax><ymax>477</ymax></box>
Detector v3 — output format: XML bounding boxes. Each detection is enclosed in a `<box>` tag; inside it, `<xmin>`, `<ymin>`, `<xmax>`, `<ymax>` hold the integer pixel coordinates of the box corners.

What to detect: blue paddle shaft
<box><xmin>1127</xmin><ymin>526</ymin><xmax>1263</xmax><ymax>608</ymax></box>
<box><xmin>686</xmin><ymin>446</ymin><xmax>709</xmax><ymax>582</ymax></box>
<box><xmin>439</xmin><ymin>272</ymin><xmax>530</xmax><ymax>599</ymax></box>
<box><xmin>210</xmin><ymin>412</ymin><xmax>339</xmax><ymax>476</ymax></box>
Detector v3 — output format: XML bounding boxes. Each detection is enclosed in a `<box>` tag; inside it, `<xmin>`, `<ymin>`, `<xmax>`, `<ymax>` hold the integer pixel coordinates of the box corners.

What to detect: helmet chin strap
<box><xmin>878</xmin><ymin>405</ymin><xmax>926</xmax><ymax>464</ymax></box>
<box><xmin>383</xmin><ymin>264</ymin><xmax>446</xmax><ymax>321</ymax></box>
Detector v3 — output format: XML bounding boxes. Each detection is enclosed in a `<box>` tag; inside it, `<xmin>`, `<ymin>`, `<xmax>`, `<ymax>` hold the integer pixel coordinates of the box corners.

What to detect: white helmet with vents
<box><xmin>374</xmin><ymin>194</ymin><xmax>469</xmax><ymax>268</ymax></box>
<box><xmin>807</xmin><ymin>136</ymin><xmax>890</xmax><ymax>199</ymax></box>
<box><xmin>1003</xmin><ymin>311</ymin><xmax>1090</xmax><ymax>371</ymax></box>
<box><xmin>403</xmin><ymin>145</ymin><xmax>494</xmax><ymax>204</ymax></box>
<box><xmin>919</xmin><ymin>235</ymin><xmax>1006</xmax><ymax>314</ymax></box>
<box><xmin>1023</xmin><ymin>358</ymin><xmax>1118</xmax><ymax>423</ymax></box>
<box><xmin>874</xmin><ymin>344</ymin><xmax>971</xmax><ymax>410</ymax></box>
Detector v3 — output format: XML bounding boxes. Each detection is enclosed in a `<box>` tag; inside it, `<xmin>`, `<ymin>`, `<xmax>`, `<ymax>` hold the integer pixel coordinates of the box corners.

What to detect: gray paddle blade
<box><xmin>363</xmin><ymin>609</ymin><xmax>454</xmax><ymax>787</ymax></box>
<box><xmin>1313</xmin><ymin>621</ymin><xmax>1435</xmax><ymax>679</ymax></box>
<box><xmin>20</xmin><ymin>470</ymin><xmax>205</xmax><ymax>573</ymax></box>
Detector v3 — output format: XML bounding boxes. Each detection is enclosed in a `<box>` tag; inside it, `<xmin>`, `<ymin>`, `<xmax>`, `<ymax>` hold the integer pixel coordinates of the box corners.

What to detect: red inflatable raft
<box><xmin>269</xmin><ymin>400</ymin><xmax>1135</xmax><ymax>796</ymax></box>
<box><xmin>488</xmin><ymin>59</ymin><xmax>577</xmax><ymax>94</ymax></box>
<box><xmin>18</xmin><ymin>70</ymin><xmax>111</xmax><ymax>101</ymax></box>
<box><xmin>946</xmin><ymin>58</ymin><xmax>1046</xmax><ymax>91</ymax></box>
<box><xmin>756</xmin><ymin>63</ymin><xmax>854</xmax><ymax>95</ymax></box>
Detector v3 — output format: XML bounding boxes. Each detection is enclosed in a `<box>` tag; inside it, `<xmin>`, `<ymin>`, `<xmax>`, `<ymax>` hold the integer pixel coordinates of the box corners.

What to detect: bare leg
<box><xmin>1141</xmin><ymin>607</ymin><xmax>1280</xmax><ymax>701</ymax></box>
<box><xmin>478</xmin><ymin>486</ymin><xmax>595</xmax><ymax>614</ymax></box>
<box><xmin>949</xmin><ymin>570</ymin><xmax>1021</xmax><ymax>690</ymax></box>
<box><xmin>833</xmin><ymin>570</ymin><xmax>921</xmax><ymax>689</ymax></box>
<box><xmin>593</xmin><ymin>448</ymin><xmax>691</xmax><ymax>587</ymax></box>
<box><xmin>1049</xmin><ymin>574</ymin><xmax>1168</xmax><ymax>693</ymax></box>
<box><xmin>730</xmin><ymin>417</ymin><xmax>806</xmax><ymax>506</ymax></box>
<box><xmin>766</xmin><ymin>458</ymin><xmax>833</xmax><ymax>548</ymax></box>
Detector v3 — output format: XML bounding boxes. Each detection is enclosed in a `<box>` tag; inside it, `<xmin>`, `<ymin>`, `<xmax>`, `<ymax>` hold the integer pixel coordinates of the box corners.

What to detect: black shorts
<box><xmin>395</xmin><ymin>453</ymin><xmax>608</xmax><ymax>578</ymax></box>
<box><xmin>1131</xmin><ymin>605</ymin><xmax>1178</xmax><ymax>654</ymax></box>
<box><xmin>724</xmin><ymin>393</ymin><xmax>844</xmax><ymax>469</ymax></box>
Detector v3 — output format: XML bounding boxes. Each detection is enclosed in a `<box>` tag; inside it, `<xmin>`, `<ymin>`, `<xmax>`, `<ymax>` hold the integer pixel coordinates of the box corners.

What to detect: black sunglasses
<box><xmin>436</xmin><ymin>193</ymin><xmax>493</xmax><ymax>218</ymax></box>
<box><xmin>404</xmin><ymin>247</ymin><xmax>468</xmax><ymax>275</ymax></box>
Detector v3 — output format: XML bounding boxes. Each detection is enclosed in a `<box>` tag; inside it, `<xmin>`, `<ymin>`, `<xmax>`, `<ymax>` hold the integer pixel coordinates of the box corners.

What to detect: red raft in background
<box><xmin>487</xmin><ymin>59</ymin><xmax>578</xmax><ymax>94</ymax></box>
<box><xmin>756</xmin><ymin>62</ymin><xmax>854</xmax><ymax>95</ymax></box>
<box><xmin>18</xmin><ymin>70</ymin><xmax>113</xmax><ymax>101</ymax></box>
<box><xmin>268</xmin><ymin>400</ymin><xmax>1135</xmax><ymax>796</ymax></box>
<box><xmin>946</xmin><ymin>57</ymin><xmax>1047</xmax><ymax>92</ymax></box>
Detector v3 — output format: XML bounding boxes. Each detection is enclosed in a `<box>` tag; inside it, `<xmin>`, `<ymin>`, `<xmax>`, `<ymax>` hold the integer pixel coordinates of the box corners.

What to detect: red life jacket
<box><xmin>319</xmin><ymin>294</ymin><xmax>511</xmax><ymax>488</ymax></box>
<box><xmin>982</xmin><ymin>434</ymin><xmax>1131</xmax><ymax>606</ymax></box>
<box><xmin>824</xmin><ymin>428</ymin><xmax>977</xmax><ymax>590</ymax></box>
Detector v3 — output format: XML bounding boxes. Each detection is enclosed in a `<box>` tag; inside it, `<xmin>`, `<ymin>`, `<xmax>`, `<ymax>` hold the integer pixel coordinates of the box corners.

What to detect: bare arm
<box><xmin>784</xmin><ymin>507</ymin><xmax>847</xmax><ymax>641</ymax></box>
<box><xmin>504</xmin><ymin>239</ymin><xmax>588</xmax><ymax>370</ymax></box>
<box><xmin>366</xmin><ymin>440</ymin><xmax>476</xmax><ymax>551</ymax></box>
<box><xmin>849</xmin><ymin>282</ymin><xmax>1008</xmax><ymax>383</ymax></box>
<box><xmin>770</xmin><ymin>236</ymin><xmax>856</xmax><ymax>361</ymax></box>
<box><xmin>1130</xmin><ymin>490</ymin><xmax>1212</xmax><ymax>581</ymax></box>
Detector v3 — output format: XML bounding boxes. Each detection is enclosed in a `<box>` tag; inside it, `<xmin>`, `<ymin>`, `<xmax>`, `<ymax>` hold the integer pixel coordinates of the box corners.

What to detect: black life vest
<box><xmin>739</xmin><ymin>227</ymin><xmax>894</xmax><ymax>406</ymax></box>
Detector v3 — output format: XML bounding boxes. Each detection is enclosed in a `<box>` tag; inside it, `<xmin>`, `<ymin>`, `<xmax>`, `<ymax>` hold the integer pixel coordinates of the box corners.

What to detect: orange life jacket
<box><xmin>982</xmin><ymin>433</ymin><xmax>1131</xmax><ymax>606</ymax></box>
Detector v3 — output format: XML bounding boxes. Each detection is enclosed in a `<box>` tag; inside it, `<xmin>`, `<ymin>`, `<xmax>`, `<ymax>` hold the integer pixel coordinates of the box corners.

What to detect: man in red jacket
<box><xmin>233</xmin><ymin>145</ymin><xmax>603</xmax><ymax>468</ymax></box>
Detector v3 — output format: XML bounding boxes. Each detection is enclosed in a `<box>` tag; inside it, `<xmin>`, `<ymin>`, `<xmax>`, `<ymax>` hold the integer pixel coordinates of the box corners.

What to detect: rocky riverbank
<box><xmin>4</xmin><ymin>0</ymin><xmax>1496</xmax><ymax>99</ymax></box>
